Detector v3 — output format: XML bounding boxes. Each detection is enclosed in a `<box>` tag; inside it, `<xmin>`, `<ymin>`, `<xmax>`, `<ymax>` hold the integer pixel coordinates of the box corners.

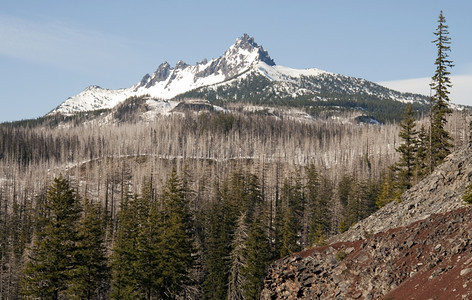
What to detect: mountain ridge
<box><xmin>48</xmin><ymin>34</ymin><xmax>429</xmax><ymax>118</ymax></box>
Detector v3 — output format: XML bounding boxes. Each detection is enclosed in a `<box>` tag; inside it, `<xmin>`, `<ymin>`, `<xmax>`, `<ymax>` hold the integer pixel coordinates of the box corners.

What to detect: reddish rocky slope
<box><xmin>261</xmin><ymin>146</ymin><xmax>472</xmax><ymax>299</ymax></box>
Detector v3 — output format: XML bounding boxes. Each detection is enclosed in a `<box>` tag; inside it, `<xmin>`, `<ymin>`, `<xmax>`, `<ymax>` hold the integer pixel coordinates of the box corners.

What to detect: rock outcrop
<box><xmin>262</xmin><ymin>206</ymin><xmax>472</xmax><ymax>300</ymax></box>
<box><xmin>261</xmin><ymin>146</ymin><xmax>472</xmax><ymax>299</ymax></box>
<box><xmin>332</xmin><ymin>145</ymin><xmax>472</xmax><ymax>243</ymax></box>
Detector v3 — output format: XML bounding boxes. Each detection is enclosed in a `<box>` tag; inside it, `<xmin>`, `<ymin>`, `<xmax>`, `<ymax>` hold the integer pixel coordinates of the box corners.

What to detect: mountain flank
<box><xmin>47</xmin><ymin>34</ymin><xmax>429</xmax><ymax>123</ymax></box>
<box><xmin>261</xmin><ymin>144</ymin><xmax>472</xmax><ymax>299</ymax></box>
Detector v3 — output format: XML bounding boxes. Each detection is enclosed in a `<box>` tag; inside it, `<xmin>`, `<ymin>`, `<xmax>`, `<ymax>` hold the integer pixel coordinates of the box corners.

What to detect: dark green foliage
<box><xmin>113</xmin><ymin>95</ymin><xmax>149</xmax><ymax>123</ymax></box>
<box><xmin>227</xmin><ymin>212</ymin><xmax>249</xmax><ymax>300</ymax></box>
<box><xmin>463</xmin><ymin>183</ymin><xmax>472</xmax><ymax>204</ymax></box>
<box><xmin>335</xmin><ymin>250</ymin><xmax>347</xmax><ymax>261</ymax></box>
<box><xmin>155</xmin><ymin>169</ymin><xmax>195</xmax><ymax>299</ymax></box>
<box><xmin>338</xmin><ymin>174</ymin><xmax>353</xmax><ymax>209</ymax></box>
<box><xmin>110</xmin><ymin>191</ymin><xmax>140</xmax><ymax>299</ymax></box>
<box><xmin>275</xmin><ymin>179</ymin><xmax>303</xmax><ymax>258</ymax></box>
<box><xmin>339</xmin><ymin>177</ymin><xmax>379</xmax><ymax>233</ymax></box>
<box><xmin>175</xmin><ymin>71</ymin><xmax>430</xmax><ymax>124</ymax></box>
<box><xmin>22</xmin><ymin>176</ymin><xmax>82</xmax><ymax>299</ymax></box>
<box><xmin>395</xmin><ymin>104</ymin><xmax>418</xmax><ymax>191</ymax></box>
<box><xmin>429</xmin><ymin>10</ymin><xmax>453</xmax><ymax>170</ymax></box>
<box><xmin>69</xmin><ymin>198</ymin><xmax>109</xmax><ymax>299</ymax></box>
<box><xmin>414</xmin><ymin>125</ymin><xmax>429</xmax><ymax>183</ymax></box>
<box><xmin>306</xmin><ymin>164</ymin><xmax>332</xmax><ymax>246</ymax></box>
<box><xmin>201</xmin><ymin>200</ymin><xmax>233</xmax><ymax>299</ymax></box>
<box><xmin>111</xmin><ymin>172</ymin><xmax>195</xmax><ymax>299</ymax></box>
<box><xmin>241</xmin><ymin>214</ymin><xmax>271</xmax><ymax>300</ymax></box>
<box><xmin>376</xmin><ymin>168</ymin><xmax>402</xmax><ymax>209</ymax></box>
<box><xmin>0</xmin><ymin>187</ymin><xmax>35</xmax><ymax>298</ymax></box>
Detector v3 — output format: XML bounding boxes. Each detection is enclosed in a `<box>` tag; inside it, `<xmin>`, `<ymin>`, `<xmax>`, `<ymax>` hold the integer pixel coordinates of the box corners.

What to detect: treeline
<box><xmin>176</xmin><ymin>72</ymin><xmax>430</xmax><ymax>123</ymax></box>
<box><xmin>1</xmin><ymin>161</ymin><xmax>385</xmax><ymax>299</ymax></box>
<box><xmin>0</xmin><ymin>109</ymin><xmax>469</xmax><ymax>298</ymax></box>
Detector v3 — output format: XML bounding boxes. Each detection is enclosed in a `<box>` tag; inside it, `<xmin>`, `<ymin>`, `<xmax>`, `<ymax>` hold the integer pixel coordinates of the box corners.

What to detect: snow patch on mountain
<box><xmin>49</xmin><ymin>34</ymin><xmax>429</xmax><ymax>117</ymax></box>
<box><xmin>258</xmin><ymin>64</ymin><xmax>330</xmax><ymax>81</ymax></box>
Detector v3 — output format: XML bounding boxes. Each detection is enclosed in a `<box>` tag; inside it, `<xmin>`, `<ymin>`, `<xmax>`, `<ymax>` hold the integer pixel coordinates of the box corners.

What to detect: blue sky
<box><xmin>1</xmin><ymin>0</ymin><xmax>471</xmax><ymax>122</ymax></box>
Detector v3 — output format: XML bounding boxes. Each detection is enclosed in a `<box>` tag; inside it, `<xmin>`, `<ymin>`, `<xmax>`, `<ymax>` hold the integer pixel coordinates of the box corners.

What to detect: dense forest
<box><xmin>0</xmin><ymin>108</ymin><xmax>470</xmax><ymax>298</ymax></box>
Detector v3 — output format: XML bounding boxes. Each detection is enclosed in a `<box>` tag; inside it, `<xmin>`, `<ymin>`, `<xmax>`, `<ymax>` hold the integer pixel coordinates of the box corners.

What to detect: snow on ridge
<box><xmin>51</xmin><ymin>86</ymin><xmax>135</xmax><ymax>115</ymax></box>
<box><xmin>256</xmin><ymin>62</ymin><xmax>329</xmax><ymax>82</ymax></box>
<box><xmin>50</xmin><ymin>33</ymin><xmax>430</xmax><ymax>117</ymax></box>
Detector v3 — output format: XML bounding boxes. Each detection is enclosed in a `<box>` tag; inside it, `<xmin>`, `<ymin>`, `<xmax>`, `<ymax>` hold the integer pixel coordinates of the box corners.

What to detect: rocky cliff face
<box><xmin>332</xmin><ymin>145</ymin><xmax>472</xmax><ymax>244</ymax></box>
<box><xmin>261</xmin><ymin>145</ymin><xmax>472</xmax><ymax>299</ymax></box>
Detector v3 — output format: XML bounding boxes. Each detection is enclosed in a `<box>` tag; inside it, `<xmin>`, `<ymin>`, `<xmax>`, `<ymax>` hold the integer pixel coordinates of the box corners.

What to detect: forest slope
<box><xmin>261</xmin><ymin>144</ymin><xmax>472</xmax><ymax>299</ymax></box>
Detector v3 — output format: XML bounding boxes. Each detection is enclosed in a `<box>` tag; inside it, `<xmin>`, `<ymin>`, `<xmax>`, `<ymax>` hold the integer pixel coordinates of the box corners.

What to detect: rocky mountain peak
<box><xmin>175</xmin><ymin>60</ymin><xmax>189</xmax><ymax>69</ymax></box>
<box><xmin>50</xmin><ymin>33</ymin><xmax>429</xmax><ymax>117</ymax></box>
<box><xmin>229</xmin><ymin>33</ymin><xmax>275</xmax><ymax>66</ymax></box>
<box><xmin>138</xmin><ymin>61</ymin><xmax>172</xmax><ymax>89</ymax></box>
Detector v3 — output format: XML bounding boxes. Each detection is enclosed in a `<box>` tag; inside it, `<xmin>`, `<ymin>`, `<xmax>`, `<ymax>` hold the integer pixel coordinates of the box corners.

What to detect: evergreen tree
<box><xmin>430</xmin><ymin>10</ymin><xmax>453</xmax><ymax>171</ymax></box>
<box><xmin>110</xmin><ymin>190</ymin><xmax>140</xmax><ymax>299</ymax></box>
<box><xmin>395</xmin><ymin>104</ymin><xmax>418</xmax><ymax>191</ymax></box>
<box><xmin>305</xmin><ymin>164</ymin><xmax>331</xmax><ymax>246</ymax></box>
<box><xmin>275</xmin><ymin>179</ymin><xmax>302</xmax><ymax>258</ymax></box>
<box><xmin>376</xmin><ymin>169</ymin><xmax>401</xmax><ymax>209</ymax></box>
<box><xmin>338</xmin><ymin>175</ymin><xmax>354</xmax><ymax>233</ymax></box>
<box><xmin>22</xmin><ymin>176</ymin><xmax>82</xmax><ymax>299</ymax></box>
<box><xmin>156</xmin><ymin>168</ymin><xmax>194</xmax><ymax>299</ymax></box>
<box><xmin>201</xmin><ymin>200</ymin><xmax>232</xmax><ymax>300</ymax></box>
<box><xmin>414</xmin><ymin>125</ymin><xmax>429</xmax><ymax>183</ymax></box>
<box><xmin>134</xmin><ymin>180</ymin><xmax>162</xmax><ymax>299</ymax></box>
<box><xmin>241</xmin><ymin>214</ymin><xmax>271</xmax><ymax>300</ymax></box>
<box><xmin>68</xmin><ymin>198</ymin><xmax>109</xmax><ymax>300</ymax></box>
<box><xmin>227</xmin><ymin>212</ymin><xmax>248</xmax><ymax>300</ymax></box>
<box><xmin>338</xmin><ymin>174</ymin><xmax>352</xmax><ymax>209</ymax></box>
<box><xmin>463</xmin><ymin>183</ymin><xmax>472</xmax><ymax>204</ymax></box>
<box><xmin>339</xmin><ymin>177</ymin><xmax>379</xmax><ymax>232</ymax></box>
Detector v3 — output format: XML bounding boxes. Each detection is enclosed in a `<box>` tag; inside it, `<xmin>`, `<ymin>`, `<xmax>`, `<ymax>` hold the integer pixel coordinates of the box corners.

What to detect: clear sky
<box><xmin>1</xmin><ymin>0</ymin><xmax>471</xmax><ymax>122</ymax></box>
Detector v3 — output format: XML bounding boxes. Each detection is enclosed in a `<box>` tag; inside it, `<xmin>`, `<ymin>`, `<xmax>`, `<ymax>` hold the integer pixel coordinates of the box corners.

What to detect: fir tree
<box><xmin>156</xmin><ymin>168</ymin><xmax>194</xmax><ymax>299</ymax></box>
<box><xmin>110</xmin><ymin>191</ymin><xmax>139</xmax><ymax>299</ymax></box>
<box><xmin>275</xmin><ymin>179</ymin><xmax>302</xmax><ymax>258</ymax></box>
<box><xmin>395</xmin><ymin>104</ymin><xmax>418</xmax><ymax>191</ymax></box>
<box><xmin>68</xmin><ymin>198</ymin><xmax>109</xmax><ymax>300</ymax></box>
<box><xmin>430</xmin><ymin>10</ymin><xmax>453</xmax><ymax>171</ymax></box>
<box><xmin>376</xmin><ymin>169</ymin><xmax>401</xmax><ymax>208</ymax></box>
<box><xmin>241</xmin><ymin>214</ymin><xmax>271</xmax><ymax>300</ymax></box>
<box><xmin>201</xmin><ymin>200</ymin><xmax>232</xmax><ymax>300</ymax></box>
<box><xmin>339</xmin><ymin>178</ymin><xmax>379</xmax><ymax>232</ymax></box>
<box><xmin>22</xmin><ymin>176</ymin><xmax>82</xmax><ymax>299</ymax></box>
<box><xmin>305</xmin><ymin>164</ymin><xmax>331</xmax><ymax>246</ymax></box>
<box><xmin>227</xmin><ymin>212</ymin><xmax>248</xmax><ymax>300</ymax></box>
<box><xmin>134</xmin><ymin>180</ymin><xmax>161</xmax><ymax>299</ymax></box>
<box><xmin>414</xmin><ymin>125</ymin><xmax>429</xmax><ymax>183</ymax></box>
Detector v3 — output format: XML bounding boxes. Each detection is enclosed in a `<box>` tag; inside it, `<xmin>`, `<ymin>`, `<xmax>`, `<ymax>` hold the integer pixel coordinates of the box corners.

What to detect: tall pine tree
<box><xmin>227</xmin><ymin>212</ymin><xmax>248</xmax><ymax>300</ymax></box>
<box><xmin>430</xmin><ymin>10</ymin><xmax>453</xmax><ymax>171</ymax></box>
<box><xmin>156</xmin><ymin>168</ymin><xmax>195</xmax><ymax>299</ymax></box>
<box><xmin>68</xmin><ymin>198</ymin><xmax>109</xmax><ymax>299</ymax></box>
<box><xmin>110</xmin><ymin>190</ymin><xmax>140</xmax><ymax>299</ymax></box>
<box><xmin>22</xmin><ymin>176</ymin><xmax>82</xmax><ymax>299</ymax></box>
<box><xmin>275</xmin><ymin>179</ymin><xmax>302</xmax><ymax>258</ymax></box>
<box><xmin>241</xmin><ymin>214</ymin><xmax>271</xmax><ymax>300</ymax></box>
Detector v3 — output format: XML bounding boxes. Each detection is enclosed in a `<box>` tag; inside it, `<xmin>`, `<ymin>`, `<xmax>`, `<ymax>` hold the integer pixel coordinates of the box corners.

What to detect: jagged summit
<box><xmin>229</xmin><ymin>33</ymin><xmax>275</xmax><ymax>66</ymax></box>
<box><xmin>49</xmin><ymin>34</ymin><xmax>428</xmax><ymax>116</ymax></box>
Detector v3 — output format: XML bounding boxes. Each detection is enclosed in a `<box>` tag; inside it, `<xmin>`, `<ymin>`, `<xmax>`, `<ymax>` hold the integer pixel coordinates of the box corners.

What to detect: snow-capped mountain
<box><xmin>49</xmin><ymin>34</ymin><xmax>428</xmax><ymax>116</ymax></box>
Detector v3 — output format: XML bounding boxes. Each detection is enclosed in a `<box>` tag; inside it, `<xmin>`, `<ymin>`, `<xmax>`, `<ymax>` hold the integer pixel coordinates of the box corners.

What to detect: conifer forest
<box><xmin>0</xmin><ymin>10</ymin><xmax>469</xmax><ymax>300</ymax></box>
<box><xmin>0</xmin><ymin>107</ymin><xmax>470</xmax><ymax>299</ymax></box>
